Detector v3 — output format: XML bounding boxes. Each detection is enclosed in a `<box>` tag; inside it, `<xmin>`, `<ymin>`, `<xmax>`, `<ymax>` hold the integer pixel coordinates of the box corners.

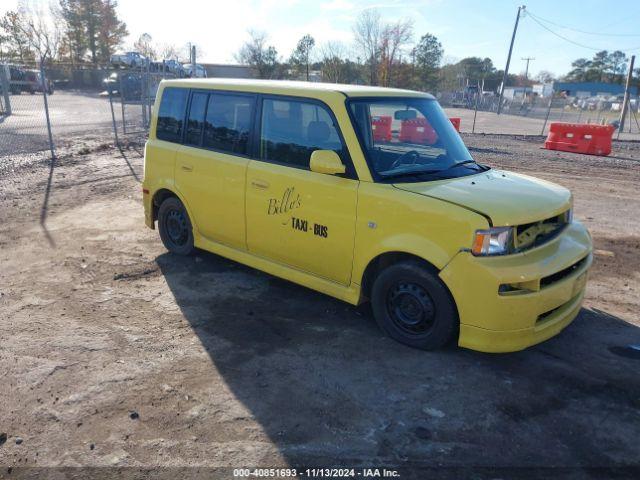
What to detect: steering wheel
<box><xmin>390</xmin><ymin>150</ymin><xmax>420</xmax><ymax>170</ymax></box>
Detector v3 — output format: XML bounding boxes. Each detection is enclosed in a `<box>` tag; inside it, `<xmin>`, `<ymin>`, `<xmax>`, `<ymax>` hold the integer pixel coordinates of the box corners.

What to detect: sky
<box><xmin>4</xmin><ymin>0</ymin><xmax>640</xmax><ymax>77</ymax></box>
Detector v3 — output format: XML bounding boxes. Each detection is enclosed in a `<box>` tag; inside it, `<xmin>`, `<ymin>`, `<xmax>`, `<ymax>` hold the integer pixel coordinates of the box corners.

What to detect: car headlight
<box><xmin>472</xmin><ymin>226</ymin><xmax>514</xmax><ymax>256</ymax></box>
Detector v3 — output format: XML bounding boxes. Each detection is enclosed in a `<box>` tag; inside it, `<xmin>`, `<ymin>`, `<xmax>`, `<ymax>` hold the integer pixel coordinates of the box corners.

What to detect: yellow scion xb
<box><xmin>142</xmin><ymin>79</ymin><xmax>592</xmax><ymax>353</ymax></box>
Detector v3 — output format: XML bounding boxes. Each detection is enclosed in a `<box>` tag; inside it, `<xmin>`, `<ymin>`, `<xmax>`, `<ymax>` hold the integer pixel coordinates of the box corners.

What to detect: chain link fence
<box><xmin>438</xmin><ymin>90</ymin><xmax>640</xmax><ymax>138</ymax></box>
<box><xmin>0</xmin><ymin>62</ymin><xmax>177</xmax><ymax>175</ymax></box>
<box><xmin>3</xmin><ymin>65</ymin><xmax>640</xmax><ymax>175</ymax></box>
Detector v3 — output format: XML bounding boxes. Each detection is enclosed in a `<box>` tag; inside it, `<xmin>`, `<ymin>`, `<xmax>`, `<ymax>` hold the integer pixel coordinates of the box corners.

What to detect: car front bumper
<box><xmin>439</xmin><ymin>221</ymin><xmax>592</xmax><ymax>353</ymax></box>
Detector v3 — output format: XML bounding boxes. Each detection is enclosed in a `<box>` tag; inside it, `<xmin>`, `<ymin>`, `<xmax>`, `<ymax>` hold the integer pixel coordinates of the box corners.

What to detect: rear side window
<box><xmin>203</xmin><ymin>94</ymin><xmax>253</xmax><ymax>155</ymax></box>
<box><xmin>185</xmin><ymin>92</ymin><xmax>208</xmax><ymax>145</ymax></box>
<box><xmin>156</xmin><ymin>87</ymin><xmax>188</xmax><ymax>143</ymax></box>
<box><xmin>260</xmin><ymin>98</ymin><xmax>345</xmax><ymax>168</ymax></box>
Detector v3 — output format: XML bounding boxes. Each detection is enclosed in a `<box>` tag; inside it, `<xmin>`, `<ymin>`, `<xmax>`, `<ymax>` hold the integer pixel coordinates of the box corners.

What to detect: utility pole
<box><xmin>521</xmin><ymin>57</ymin><xmax>535</xmax><ymax>80</ymax></box>
<box><xmin>497</xmin><ymin>5</ymin><xmax>526</xmax><ymax>115</ymax></box>
<box><xmin>618</xmin><ymin>54</ymin><xmax>635</xmax><ymax>137</ymax></box>
<box><xmin>191</xmin><ymin>45</ymin><xmax>196</xmax><ymax>78</ymax></box>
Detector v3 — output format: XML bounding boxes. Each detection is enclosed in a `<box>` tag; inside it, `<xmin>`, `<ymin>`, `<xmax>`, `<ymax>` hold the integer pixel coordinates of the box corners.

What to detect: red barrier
<box><xmin>399</xmin><ymin>118</ymin><xmax>437</xmax><ymax>144</ymax></box>
<box><xmin>371</xmin><ymin>115</ymin><xmax>392</xmax><ymax>142</ymax></box>
<box><xmin>544</xmin><ymin>123</ymin><xmax>614</xmax><ymax>156</ymax></box>
<box><xmin>449</xmin><ymin>117</ymin><xmax>461</xmax><ymax>132</ymax></box>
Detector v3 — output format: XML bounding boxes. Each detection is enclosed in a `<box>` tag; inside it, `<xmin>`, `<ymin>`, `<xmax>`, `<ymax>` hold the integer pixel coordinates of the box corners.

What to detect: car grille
<box><xmin>540</xmin><ymin>255</ymin><xmax>588</xmax><ymax>289</ymax></box>
<box><xmin>514</xmin><ymin>210</ymin><xmax>570</xmax><ymax>252</ymax></box>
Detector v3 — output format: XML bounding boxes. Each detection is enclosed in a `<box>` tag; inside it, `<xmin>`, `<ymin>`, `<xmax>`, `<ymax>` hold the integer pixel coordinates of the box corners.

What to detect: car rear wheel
<box><xmin>158</xmin><ymin>197</ymin><xmax>194</xmax><ymax>256</ymax></box>
<box><xmin>371</xmin><ymin>260</ymin><xmax>458</xmax><ymax>350</ymax></box>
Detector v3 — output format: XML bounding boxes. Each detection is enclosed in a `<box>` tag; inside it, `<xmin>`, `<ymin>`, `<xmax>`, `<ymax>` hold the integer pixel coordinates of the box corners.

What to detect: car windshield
<box><xmin>349</xmin><ymin>97</ymin><xmax>487</xmax><ymax>182</ymax></box>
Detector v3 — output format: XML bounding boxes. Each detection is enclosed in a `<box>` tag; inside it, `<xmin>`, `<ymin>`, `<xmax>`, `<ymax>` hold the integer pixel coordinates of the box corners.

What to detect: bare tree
<box><xmin>133</xmin><ymin>32</ymin><xmax>156</xmax><ymax>60</ymax></box>
<box><xmin>235</xmin><ymin>30</ymin><xmax>280</xmax><ymax>79</ymax></box>
<box><xmin>159</xmin><ymin>43</ymin><xmax>181</xmax><ymax>61</ymax></box>
<box><xmin>379</xmin><ymin>19</ymin><xmax>413</xmax><ymax>87</ymax></box>
<box><xmin>14</xmin><ymin>1</ymin><xmax>61</xmax><ymax>62</ymax></box>
<box><xmin>319</xmin><ymin>41</ymin><xmax>347</xmax><ymax>83</ymax></box>
<box><xmin>353</xmin><ymin>9</ymin><xmax>381</xmax><ymax>85</ymax></box>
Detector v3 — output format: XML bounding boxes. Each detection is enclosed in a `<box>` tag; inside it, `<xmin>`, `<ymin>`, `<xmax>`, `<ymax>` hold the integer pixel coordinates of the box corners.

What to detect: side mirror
<box><xmin>310</xmin><ymin>150</ymin><xmax>346</xmax><ymax>175</ymax></box>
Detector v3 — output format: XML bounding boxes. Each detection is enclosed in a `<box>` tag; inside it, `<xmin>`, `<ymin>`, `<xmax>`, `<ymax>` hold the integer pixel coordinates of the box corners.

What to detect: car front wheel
<box><xmin>371</xmin><ymin>260</ymin><xmax>458</xmax><ymax>350</ymax></box>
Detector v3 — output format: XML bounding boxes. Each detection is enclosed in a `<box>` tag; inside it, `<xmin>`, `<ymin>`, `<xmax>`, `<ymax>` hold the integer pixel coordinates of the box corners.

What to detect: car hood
<box><xmin>394</xmin><ymin>170</ymin><xmax>571</xmax><ymax>226</ymax></box>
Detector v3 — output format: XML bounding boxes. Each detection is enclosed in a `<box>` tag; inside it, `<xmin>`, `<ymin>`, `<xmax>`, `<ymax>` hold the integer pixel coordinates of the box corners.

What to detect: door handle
<box><xmin>181</xmin><ymin>164</ymin><xmax>193</xmax><ymax>172</ymax></box>
<box><xmin>251</xmin><ymin>179</ymin><xmax>270</xmax><ymax>189</ymax></box>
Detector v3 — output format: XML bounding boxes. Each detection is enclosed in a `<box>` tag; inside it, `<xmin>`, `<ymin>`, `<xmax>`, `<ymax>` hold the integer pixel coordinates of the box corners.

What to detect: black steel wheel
<box><xmin>157</xmin><ymin>196</ymin><xmax>194</xmax><ymax>256</ymax></box>
<box><xmin>371</xmin><ymin>260</ymin><xmax>458</xmax><ymax>350</ymax></box>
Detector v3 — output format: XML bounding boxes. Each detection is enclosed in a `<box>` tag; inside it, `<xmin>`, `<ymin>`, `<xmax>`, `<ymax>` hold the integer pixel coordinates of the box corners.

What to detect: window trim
<box><xmin>184</xmin><ymin>90</ymin><xmax>209</xmax><ymax>147</ymax></box>
<box><xmin>182</xmin><ymin>88</ymin><xmax>258</xmax><ymax>159</ymax></box>
<box><xmin>255</xmin><ymin>93</ymin><xmax>358</xmax><ymax>180</ymax></box>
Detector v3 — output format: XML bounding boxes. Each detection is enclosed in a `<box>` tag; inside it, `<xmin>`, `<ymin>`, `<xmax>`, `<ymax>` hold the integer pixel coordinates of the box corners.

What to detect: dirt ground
<box><xmin>1</xmin><ymin>135</ymin><xmax>639</xmax><ymax>479</ymax></box>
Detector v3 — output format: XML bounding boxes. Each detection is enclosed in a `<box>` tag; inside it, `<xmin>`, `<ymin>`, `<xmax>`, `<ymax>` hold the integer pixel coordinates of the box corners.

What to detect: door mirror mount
<box><xmin>310</xmin><ymin>150</ymin><xmax>346</xmax><ymax>175</ymax></box>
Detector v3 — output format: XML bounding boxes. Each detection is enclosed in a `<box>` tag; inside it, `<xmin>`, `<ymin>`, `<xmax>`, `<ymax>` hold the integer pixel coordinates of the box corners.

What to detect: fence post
<box><xmin>108</xmin><ymin>85</ymin><xmax>120</xmax><ymax>148</ymax></box>
<box><xmin>0</xmin><ymin>64</ymin><xmax>11</xmax><ymax>115</ymax></box>
<box><xmin>40</xmin><ymin>61</ymin><xmax>55</xmax><ymax>160</ymax></box>
<box><xmin>119</xmin><ymin>73</ymin><xmax>127</xmax><ymax>135</ymax></box>
<box><xmin>140</xmin><ymin>61</ymin><xmax>147</xmax><ymax>128</ymax></box>
<box><xmin>541</xmin><ymin>97</ymin><xmax>553</xmax><ymax>136</ymax></box>
<box><xmin>472</xmin><ymin>91</ymin><xmax>479</xmax><ymax>134</ymax></box>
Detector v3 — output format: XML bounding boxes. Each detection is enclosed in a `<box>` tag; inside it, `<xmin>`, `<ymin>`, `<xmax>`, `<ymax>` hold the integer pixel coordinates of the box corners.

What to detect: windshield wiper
<box><xmin>378</xmin><ymin>167</ymin><xmax>442</xmax><ymax>179</ymax></box>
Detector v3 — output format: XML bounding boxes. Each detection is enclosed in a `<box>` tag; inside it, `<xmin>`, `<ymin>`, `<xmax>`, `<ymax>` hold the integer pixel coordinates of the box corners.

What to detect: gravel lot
<box><xmin>0</xmin><ymin>134</ymin><xmax>639</xmax><ymax>479</ymax></box>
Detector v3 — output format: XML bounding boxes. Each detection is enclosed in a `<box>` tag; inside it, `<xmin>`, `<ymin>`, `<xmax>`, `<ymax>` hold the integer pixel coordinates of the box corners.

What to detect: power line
<box><xmin>526</xmin><ymin>10</ymin><xmax>640</xmax><ymax>37</ymax></box>
<box><xmin>525</xmin><ymin>11</ymin><xmax>640</xmax><ymax>52</ymax></box>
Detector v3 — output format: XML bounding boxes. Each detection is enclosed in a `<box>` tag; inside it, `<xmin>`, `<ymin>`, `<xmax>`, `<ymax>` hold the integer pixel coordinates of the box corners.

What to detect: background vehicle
<box><xmin>163</xmin><ymin>59</ymin><xmax>186</xmax><ymax>77</ymax></box>
<box><xmin>110</xmin><ymin>51</ymin><xmax>147</xmax><ymax>68</ymax></box>
<box><xmin>23</xmin><ymin>70</ymin><xmax>54</xmax><ymax>95</ymax></box>
<box><xmin>102</xmin><ymin>71</ymin><xmax>142</xmax><ymax>100</ymax></box>
<box><xmin>182</xmin><ymin>63</ymin><xmax>207</xmax><ymax>78</ymax></box>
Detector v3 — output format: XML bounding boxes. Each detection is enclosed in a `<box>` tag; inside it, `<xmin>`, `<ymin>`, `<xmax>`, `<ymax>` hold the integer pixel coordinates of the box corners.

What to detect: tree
<box><xmin>566</xmin><ymin>58</ymin><xmax>591</xmax><ymax>81</ymax></box>
<box><xmin>565</xmin><ymin>51</ymin><xmax>628</xmax><ymax>83</ymax></box>
<box><xmin>353</xmin><ymin>9</ymin><xmax>381</xmax><ymax>85</ymax></box>
<box><xmin>235</xmin><ymin>30</ymin><xmax>281</xmax><ymax>79</ymax></box>
<box><xmin>534</xmin><ymin>70</ymin><xmax>555</xmax><ymax>83</ymax></box>
<box><xmin>318</xmin><ymin>41</ymin><xmax>346</xmax><ymax>83</ymax></box>
<box><xmin>58</xmin><ymin>0</ymin><xmax>127</xmax><ymax>64</ymax></box>
<box><xmin>133</xmin><ymin>33</ymin><xmax>155</xmax><ymax>60</ymax></box>
<box><xmin>96</xmin><ymin>0</ymin><xmax>127</xmax><ymax>63</ymax></box>
<box><xmin>412</xmin><ymin>33</ymin><xmax>443</xmax><ymax>90</ymax></box>
<box><xmin>608</xmin><ymin>50</ymin><xmax>627</xmax><ymax>79</ymax></box>
<box><xmin>318</xmin><ymin>41</ymin><xmax>363</xmax><ymax>84</ymax></box>
<box><xmin>158</xmin><ymin>43</ymin><xmax>180</xmax><ymax>61</ymax></box>
<box><xmin>378</xmin><ymin>19</ymin><xmax>413</xmax><ymax>87</ymax></box>
<box><xmin>0</xmin><ymin>2</ymin><xmax>61</xmax><ymax>63</ymax></box>
<box><xmin>0</xmin><ymin>10</ymin><xmax>34</xmax><ymax>62</ymax></box>
<box><xmin>59</xmin><ymin>0</ymin><xmax>85</xmax><ymax>62</ymax></box>
<box><xmin>290</xmin><ymin>34</ymin><xmax>315</xmax><ymax>80</ymax></box>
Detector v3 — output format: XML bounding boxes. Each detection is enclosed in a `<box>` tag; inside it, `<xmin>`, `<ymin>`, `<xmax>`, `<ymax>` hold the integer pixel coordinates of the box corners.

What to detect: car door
<box><xmin>175</xmin><ymin>90</ymin><xmax>255</xmax><ymax>250</ymax></box>
<box><xmin>245</xmin><ymin>97</ymin><xmax>358</xmax><ymax>285</ymax></box>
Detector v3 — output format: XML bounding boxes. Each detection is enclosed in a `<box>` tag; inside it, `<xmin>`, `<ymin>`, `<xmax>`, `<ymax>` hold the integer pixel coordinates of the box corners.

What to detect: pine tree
<box><xmin>58</xmin><ymin>0</ymin><xmax>127</xmax><ymax>64</ymax></box>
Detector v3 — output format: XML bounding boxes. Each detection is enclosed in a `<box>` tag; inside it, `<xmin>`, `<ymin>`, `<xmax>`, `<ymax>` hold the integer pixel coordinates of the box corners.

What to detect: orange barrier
<box><xmin>399</xmin><ymin>118</ymin><xmax>437</xmax><ymax>144</ymax></box>
<box><xmin>544</xmin><ymin>123</ymin><xmax>615</xmax><ymax>156</ymax></box>
<box><xmin>371</xmin><ymin>115</ymin><xmax>392</xmax><ymax>142</ymax></box>
<box><xmin>449</xmin><ymin>117</ymin><xmax>461</xmax><ymax>132</ymax></box>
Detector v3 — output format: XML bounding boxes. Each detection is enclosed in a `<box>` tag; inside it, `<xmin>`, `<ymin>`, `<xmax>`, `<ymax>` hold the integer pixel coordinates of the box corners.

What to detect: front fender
<box><xmin>352</xmin><ymin>182</ymin><xmax>490</xmax><ymax>287</ymax></box>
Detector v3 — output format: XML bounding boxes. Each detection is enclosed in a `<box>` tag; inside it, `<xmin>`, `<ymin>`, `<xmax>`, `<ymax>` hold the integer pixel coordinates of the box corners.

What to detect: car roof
<box><xmin>160</xmin><ymin>78</ymin><xmax>434</xmax><ymax>99</ymax></box>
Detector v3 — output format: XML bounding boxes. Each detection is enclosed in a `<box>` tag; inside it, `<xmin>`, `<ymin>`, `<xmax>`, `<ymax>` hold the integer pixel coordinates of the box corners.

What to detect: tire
<box><xmin>157</xmin><ymin>197</ymin><xmax>194</xmax><ymax>256</ymax></box>
<box><xmin>371</xmin><ymin>260</ymin><xmax>458</xmax><ymax>350</ymax></box>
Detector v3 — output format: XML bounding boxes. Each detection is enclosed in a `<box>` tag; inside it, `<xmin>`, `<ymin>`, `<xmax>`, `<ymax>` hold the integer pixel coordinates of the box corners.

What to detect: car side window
<box><xmin>185</xmin><ymin>92</ymin><xmax>208</xmax><ymax>146</ymax></box>
<box><xmin>260</xmin><ymin>98</ymin><xmax>346</xmax><ymax>169</ymax></box>
<box><xmin>156</xmin><ymin>87</ymin><xmax>188</xmax><ymax>143</ymax></box>
<box><xmin>203</xmin><ymin>93</ymin><xmax>253</xmax><ymax>155</ymax></box>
